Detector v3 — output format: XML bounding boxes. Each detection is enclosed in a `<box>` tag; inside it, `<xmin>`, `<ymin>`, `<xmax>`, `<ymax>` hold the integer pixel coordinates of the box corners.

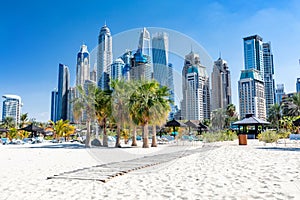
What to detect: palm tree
<box><xmin>49</xmin><ymin>119</ymin><xmax>70</xmax><ymax>140</ymax></box>
<box><xmin>129</xmin><ymin>80</ymin><xmax>171</xmax><ymax>148</ymax></box>
<box><xmin>19</xmin><ymin>113</ymin><xmax>29</xmax><ymax>128</ymax></box>
<box><xmin>288</xmin><ymin>93</ymin><xmax>300</xmax><ymax>116</ymax></box>
<box><xmin>95</xmin><ymin>88</ymin><xmax>112</xmax><ymax>147</ymax></box>
<box><xmin>73</xmin><ymin>84</ymin><xmax>98</xmax><ymax>148</ymax></box>
<box><xmin>110</xmin><ymin>79</ymin><xmax>135</xmax><ymax>148</ymax></box>
<box><xmin>211</xmin><ymin>108</ymin><xmax>226</xmax><ymax>130</ymax></box>
<box><xmin>1</xmin><ymin>117</ymin><xmax>15</xmax><ymax>129</ymax></box>
<box><xmin>149</xmin><ymin>85</ymin><xmax>171</xmax><ymax>147</ymax></box>
<box><xmin>268</xmin><ymin>103</ymin><xmax>281</xmax><ymax>129</ymax></box>
<box><xmin>225</xmin><ymin>104</ymin><xmax>238</xmax><ymax>128</ymax></box>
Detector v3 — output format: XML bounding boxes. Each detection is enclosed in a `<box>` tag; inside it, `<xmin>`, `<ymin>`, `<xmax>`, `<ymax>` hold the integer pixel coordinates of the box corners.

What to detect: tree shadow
<box><xmin>256</xmin><ymin>147</ymin><xmax>300</xmax><ymax>152</ymax></box>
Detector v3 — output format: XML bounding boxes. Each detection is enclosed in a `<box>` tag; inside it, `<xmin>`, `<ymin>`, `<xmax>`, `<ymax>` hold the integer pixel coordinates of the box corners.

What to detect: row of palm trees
<box><xmin>73</xmin><ymin>79</ymin><xmax>171</xmax><ymax>148</ymax></box>
<box><xmin>268</xmin><ymin>93</ymin><xmax>300</xmax><ymax>132</ymax></box>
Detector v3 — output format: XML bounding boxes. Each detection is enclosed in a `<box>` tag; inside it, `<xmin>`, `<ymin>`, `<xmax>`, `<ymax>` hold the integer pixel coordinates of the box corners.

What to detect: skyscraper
<box><xmin>211</xmin><ymin>57</ymin><xmax>232</xmax><ymax>111</ymax></box>
<box><xmin>243</xmin><ymin>35</ymin><xmax>264</xmax><ymax>79</ymax></box>
<box><xmin>167</xmin><ymin>63</ymin><xmax>175</xmax><ymax>120</ymax></box>
<box><xmin>2</xmin><ymin>94</ymin><xmax>22</xmax><ymax>124</ymax></box>
<box><xmin>263</xmin><ymin>42</ymin><xmax>275</xmax><ymax>116</ymax></box>
<box><xmin>181</xmin><ymin>51</ymin><xmax>210</xmax><ymax>120</ymax></box>
<box><xmin>50</xmin><ymin>89</ymin><xmax>58</xmax><ymax>122</ymax></box>
<box><xmin>138</xmin><ymin>27</ymin><xmax>151</xmax><ymax>58</ymax></box>
<box><xmin>97</xmin><ymin>24</ymin><xmax>113</xmax><ymax>90</ymax></box>
<box><xmin>121</xmin><ymin>50</ymin><xmax>133</xmax><ymax>80</ymax></box>
<box><xmin>56</xmin><ymin>63</ymin><xmax>70</xmax><ymax>121</ymax></box>
<box><xmin>238</xmin><ymin>69</ymin><xmax>266</xmax><ymax>120</ymax></box>
<box><xmin>275</xmin><ymin>84</ymin><xmax>285</xmax><ymax>104</ymax></box>
<box><xmin>67</xmin><ymin>87</ymin><xmax>75</xmax><ymax>123</ymax></box>
<box><xmin>239</xmin><ymin>35</ymin><xmax>266</xmax><ymax>120</ymax></box>
<box><xmin>76</xmin><ymin>44</ymin><xmax>90</xmax><ymax>87</ymax></box>
<box><xmin>152</xmin><ymin>32</ymin><xmax>169</xmax><ymax>87</ymax></box>
<box><xmin>110</xmin><ymin>58</ymin><xmax>125</xmax><ymax>81</ymax></box>
<box><xmin>130</xmin><ymin>50</ymin><xmax>152</xmax><ymax>80</ymax></box>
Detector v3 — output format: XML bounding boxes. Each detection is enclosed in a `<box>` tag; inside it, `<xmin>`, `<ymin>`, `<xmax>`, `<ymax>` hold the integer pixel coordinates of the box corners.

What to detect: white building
<box><xmin>97</xmin><ymin>24</ymin><xmax>113</xmax><ymax>90</ymax></box>
<box><xmin>2</xmin><ymin>94</ymin><xmax>22</xmax><ymax>124</ymax></box>
<box><xmin>181</xmin><ymin>51</ymin><xmax>210</xmax><ymax>121</ymax></box>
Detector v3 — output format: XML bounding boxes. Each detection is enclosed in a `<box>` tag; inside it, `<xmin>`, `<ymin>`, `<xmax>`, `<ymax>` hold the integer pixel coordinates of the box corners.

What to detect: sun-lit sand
<box><xmin>0</xmin><ymin>140</ymin><xmax>299</xmax><ymax>199</ymax></box>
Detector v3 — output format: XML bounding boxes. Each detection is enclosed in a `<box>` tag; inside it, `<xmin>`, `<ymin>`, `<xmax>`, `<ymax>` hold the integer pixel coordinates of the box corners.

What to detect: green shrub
<box><xmin>277</xmin><ymin>129</ymin><xmax>290</xmax><ymax>139</ymax></box>
<box><xmin>202</xmin><ymin>130</ymin><xmax>237</xmax><ymax>142</ymax></box>
<box><xmin>257</xmin><ymin>130</ymin><xmax>278</xmax><ymax>143</ymax></box>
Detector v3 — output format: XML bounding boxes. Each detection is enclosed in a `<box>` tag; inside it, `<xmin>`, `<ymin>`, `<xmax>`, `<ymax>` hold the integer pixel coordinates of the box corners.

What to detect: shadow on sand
<box><xmin>256</xmin><ymin>147</ymin><xmax>300</xmax><ymax>152</ymax></box>
<box><xmin>28</xmin><ymin>143</ymin><xmax>86</xmax><ymax>149</ymax></box>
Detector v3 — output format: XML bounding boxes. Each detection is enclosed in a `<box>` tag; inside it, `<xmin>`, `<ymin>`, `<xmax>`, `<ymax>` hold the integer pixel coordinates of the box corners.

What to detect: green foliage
<box><xmin>277</xmin><ymin>129</ymin><xmax>290</xmax><ymax>139</ymax></box>
<box><xmin>257</xmin><ymin>130</ymin><xmax>278</xmax><ymax>143</ymax></box>
<box><xmin>7</xmin><ymin>128</ymin><xmax>18</xmax><ymax>140</ymax></box>
<box><xmin>202</xmin><ymin>130</ymin><xmax>237</xmax><ymax>142</ymax></box>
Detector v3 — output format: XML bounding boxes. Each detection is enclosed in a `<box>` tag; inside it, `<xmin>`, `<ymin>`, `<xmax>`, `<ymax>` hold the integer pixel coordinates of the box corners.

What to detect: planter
<box><xmin>238</xmin><ymin>134</ymin><xmax>247</xmax><ymax>145</ymax></box>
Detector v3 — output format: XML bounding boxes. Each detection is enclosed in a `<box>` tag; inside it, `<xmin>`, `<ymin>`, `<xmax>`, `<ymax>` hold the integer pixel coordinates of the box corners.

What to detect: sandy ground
<box><xmin>0</xmin><ymin>140</ymin><xmax>299</xmax><ymax>200</ymax></box>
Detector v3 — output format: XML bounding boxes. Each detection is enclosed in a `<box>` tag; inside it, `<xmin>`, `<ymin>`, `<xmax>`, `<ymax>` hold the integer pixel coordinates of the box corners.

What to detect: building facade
<box><xmin>56</xmin><ymin>63</ymin><xmax>70</xmax><ymax>121</ymax></box>
<box><xmin>263</xmin><ymin>42</ymin><xmax>275</xmax><ymax>117</ymax></box>
<box><xmin>238</xmin><ymin>69</ymin><xmax>266</xmax><ymax>120</ymax></box>
<box><xmin>110</xmin><ymin>58</ymin><xmax>125</xmax><ymax>81</ymax></box>
<box><xmin>243</xmin><ymin>35</ymin><xmax>264</xmax><ymax>79</ymax></box>
<box><xmin>2</xmin><ymin>94</ymin><xmax>22</xmax><ymax>124</ymax></box>
<box><xmin>76</xmin><ymin>44</ymin><xmax>90</xmax><ymax>87</ymax></box>
<box><xmin>152</xmin><ymin>32</ymin><xmax>169</xmax><ymax>87</ymax></box>
<box><xmin>97</xmin><ymin>24</ymin><xmax>113</xmax><ymax>90</ymax></box>
<box><xmin>181</xmin><ymin>51</ymin><xmax>210</xmax><ymax>121</ymax></box>
<box><xmin>211</xmin><ymin>57</ymin><xmax>232</xmax><ymax>111</ymax></box>
<box><xmin>275</xmin><ymin>84</ymin><xmax>285</xmax><ymax>104</ymax></box>
<box><xmin>239</xmin><ymin>35</ymin><xmax>266</xmax><ymax>120</ymax></box>
<box><xmin>50</xmin><ymin>89</ymin><xmax>58</xmax><ymax>122</ymax></box>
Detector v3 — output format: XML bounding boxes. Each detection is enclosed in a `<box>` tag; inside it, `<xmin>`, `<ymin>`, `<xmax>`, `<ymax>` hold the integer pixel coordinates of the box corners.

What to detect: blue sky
<box><xmin>1</xmin><ymin>0</ymin><xmax>300</xmax><ymax>122</ymax></box>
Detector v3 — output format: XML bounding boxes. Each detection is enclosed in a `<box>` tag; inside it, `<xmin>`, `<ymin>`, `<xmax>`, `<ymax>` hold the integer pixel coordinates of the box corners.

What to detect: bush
<box><xmin>257</xmin><ymin>130</ymin><xmax>278</xmax><ymax>143</ymax></box>
<box><xmin>277</xmin><ymin>129</ymin><xmax>290</xmax><ymax>139</ymax></box>
<box><xmin>202</xmin><ymin>130</ymin><xmax>237</xmax><ymax>142</ymax></box>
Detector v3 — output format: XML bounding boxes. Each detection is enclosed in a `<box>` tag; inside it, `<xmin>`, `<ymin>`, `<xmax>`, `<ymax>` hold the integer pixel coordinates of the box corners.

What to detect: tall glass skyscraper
<box><xmin>110</xmin><ymin>58</ymin><xmax>125</xmax><ymax>81</ymax></box>
<box><xmin>50</xmin><ymin>89</ymin><xmax>58</xmax><ymax>122</ymax></box>
<box><xmin>275</xmin><ymin>84</ymin><xmax>285</xmax><ymax>104</ymax></box>
<box><xmin>97</xmin><ymin>24</ymin><xmax>113</xmax><ymax>90</ymax></box>
<box><xmin>76</xmin><ymin>44</ymin><xmax>90</xmax><ymax>87</ymax></box>
<box><xmin>243</xmin><ymin>35</ymin><xmax>264</xmax><ymax>79</ymax></box>
<box><xmin>138</xmin><ymin>28</ymin><xmax>151</xmax><ymax>58</ymax></box>
<box><xmin>2</xmin><ymin>94</ymin><xmax>22</xmax><ymax>124</ymax></box>
<box><xmin>296</xmin><ymin>78</ymin><xmax>300</xmax><ymax>93</ymax></box>
<box><xmin>263</xmin><ymin>42</ymin><xmax>275</xmax><ymax>117</ymax></box>
<box><xmin>211</xmin><ymin>57</ymin><xmax>232</xmax><ymax>111</ymax></box>
<box><xmin>56</xmin><ymin>63</ymin><xmax>70</xmax><ymax>121</ymax></box>
<box><xmin>152</xmin><ymin>32</ymin><xmax>169</xmax><ymax>87</ymax></box>
<box><xmin>239</xmin><ymin>35</ymin><xmax>266</xmax><ymax>120</ymax></box>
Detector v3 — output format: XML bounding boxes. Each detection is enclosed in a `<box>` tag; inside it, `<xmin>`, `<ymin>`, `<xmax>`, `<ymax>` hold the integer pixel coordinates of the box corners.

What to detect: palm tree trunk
<box><xmin>131</xmin><ymin>126</ymin><xmax>137</xmax><ymax>146</ymax></box>
<box><xmin>102</xmin><ymin>118</ymin><xmax>108</xmax><ymax>147</ymax></box>
<box><xmin>143</xmin><ymin>123</ymin><xmax>149</xmax><ymax>148</ymax></box>
<box><xmin>151</xmin><ymin>125</ymin><xmax>157</xmax><ymax>147</ymax></box>
<box><xmin>85</xmin><ymin>120</ymin><xmax>91</xmax><ymax>148</ymax></box>
<box><xmin>115</xmin><ymin>123</ymin><xmax>121</xmax><ymax>148</ymax></box>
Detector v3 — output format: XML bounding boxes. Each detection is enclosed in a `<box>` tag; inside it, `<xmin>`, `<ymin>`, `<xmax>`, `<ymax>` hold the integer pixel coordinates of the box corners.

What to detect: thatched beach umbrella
<box><xmin>19</xmin><ymin>124</ymin><xmax>44</xmax><ymax>137</ymax></box>
<box><xmin>165</xmin><ymin>119</ymin><xmax>187</xmax><ymax>138</ymax></box>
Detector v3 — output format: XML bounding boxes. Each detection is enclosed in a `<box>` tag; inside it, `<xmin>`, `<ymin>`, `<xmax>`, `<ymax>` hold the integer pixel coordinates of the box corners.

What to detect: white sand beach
<box><xmin>0</xmin><ymin>140</ymin><xmax>299</xmax><ymax>200</ymax></box>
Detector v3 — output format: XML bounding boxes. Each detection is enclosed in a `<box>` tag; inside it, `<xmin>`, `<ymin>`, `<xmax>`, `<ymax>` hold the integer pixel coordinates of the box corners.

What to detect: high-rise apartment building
<box><xmin>238</xmin><ymin>69</ymin><xmax>266</xmax><ymax>120</ymax></box>
<box><xmin>2</xmin><ymin>94</ymin><xmax>22</xmax><ymax>124</ymax></box>
<box><xmin>152</xmin><ymin>32</ymin><xmax>169</xmax><ymax>87</ymax></box>
<box><xmin>56</xmin><ymin>63</ymin><xmax>70</xmax><ymax>121</ymax></box>
<box><xmin>121</xmin><ymin>50</ymin><xmax>132</xmax><ymax>80</ymax></box>
<box><xmin>130</xmin><ymin>50</ymin><xmax>152</xmax><ymax>80</ymax></box>
<box><xmin>67</xmin><ymin>87</ymin><xmax>75</xmax><ymax>123</ymax></box>
<box><xmin>263</xmin><ymin>42</ymin><xmax>275</xmax><ymax>117</ymax></box>
<box><xmin>275</xmin><ymin>84</ymin><xmax>285</xmax><ymax>104</ymax></box>
<box><xmin>243</xmin><ymin>35</ymin><xmax>264</xmax><ymax>79</ymax></box>
<box><xmin>110</xmin><ymin>58</ymin><xmax>125</xmax><ymax>81</ymax></box>
<box><xmin>239</xmin><ymin>35</ymin><xmax>266</xmax><ymax>120</ymax></box>
<box><xmin>181</xmin><ymin>51</ymin><xmax>210</xmax><ymax>121</ymax></box>
<box><xmin>211</xmin><ymin>57</ymin><xmax>231</xmax><ymax>111</ymax></box>
<box><xmin>97</xmin><ymin>24</ymin><xmax>113</xmax><ymax>90</ymax></box>
<box><xmin>76</xmin><ymin>44</ymin><xmax>90</xmax><ymax>87</ymax></box>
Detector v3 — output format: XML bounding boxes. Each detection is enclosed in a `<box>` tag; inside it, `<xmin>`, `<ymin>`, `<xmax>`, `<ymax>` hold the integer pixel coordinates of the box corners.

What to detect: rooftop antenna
<box><xmin>219</xmin><ymin>51</ymin><xmax>222</xmax><ymax>59</ymax></box>
<box><xmin>104</xmin><ymin>20</ymin><xmax>106</xmax><ymax>26</ymax></box>
<box><xmin>191</xmin><ymin>44</ymin><xmax>193</xmax><ymax>53</ymax></box>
